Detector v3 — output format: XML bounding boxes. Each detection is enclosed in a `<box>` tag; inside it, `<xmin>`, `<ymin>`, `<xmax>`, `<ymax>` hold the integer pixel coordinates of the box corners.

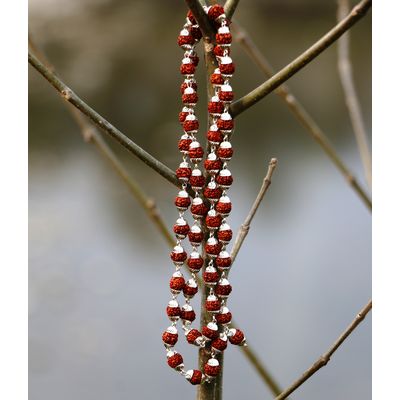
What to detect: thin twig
<box><xmin>185</xmin><ymin>0</ymin><xmax>216</xmax><ymax>40</ymax></box>
<box><xmin>28</xmin><ymin>51</ymin><xmax>183</xmax><ymax>192</ymax></box>
<box><xmin>231</xmin><ymin>22</ymin><xmax>372</xmax><ymax>210</ymax></box>
<box><xmin>275</xmin><ymin>300</ymin><xmax>372</xmax><ymax>400</ymax></box>
<box><xmin>224</xmin><ymin>0</ymin><xmax>240</xmax><ymax>19</ymax></box>
<box><xmin>229</xmin><ymin>0</ymin><xmax>372</xmax><ymax>118</ymax></box>
<box><xmin>337</xmin><ymin>0</ymin><xmax>372</xmax><ymax>189</ymax></box>
<box><xmin>231</xmin><ymin>158</ymin><xmax>278</xmax><ymax>263</ymax></box>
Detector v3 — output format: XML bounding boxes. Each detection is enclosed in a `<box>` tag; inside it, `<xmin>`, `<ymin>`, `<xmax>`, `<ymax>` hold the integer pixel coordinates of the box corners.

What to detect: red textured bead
<box><xmin>178</xmin><ymin>134</ymin><xmax>192</xmax><ymax>153</ymax></box>
<box><xmin>217</xmin><ymin>224</ymin><xmax>233</xmax><ymax>243</ymax></box>
<box><xmin>166</xmin><ymin>301</ymin><xmax>181</xmax><ymax>319</ymax></box>
<box><xmin>190</xmin><ymin>25</ymin><xmax>202</xmax><ymax>41</ymax></box>
<box><xmin>187</xmin><ymin>369</ymin><xmax>203</xmax><ymax>385</ymax></box>
<box><xmin>217</xmin><ymin>118</ymin><xmax>234</xmax><ymax>132</ymax></box>
<box><xmin>205</xmin><ymin>238</ymin><xmax>222</xmax><ymax>257</ymax></box>
<box><xmin>175</xmin><ymin>190</ymin><xmax>191</xmax><ymax>210</ymax></box>
<box><xmin>183</xmin><ymin>279</ymin><xmax>198</xmax><ymax>298</ymax></box>
<box><xmin>219</xmin><ymin>85</ymin><xmax>234</xmax><ymax>102</ymax></box>
<box><xmin>216</xmin><ymin>171</ymin><xmax>233</xmax><ymax>187</ymax></box>
<box><xmin>170</xmin><ymin>246</ymin><xmax>187</xmax><ymax>263</ymax></box>
<box><xmin>169</xmin><ymin>275</ymin><xmax>185</xmax><ymax>292</ymax></box>
<box><xmin>181</xmin><ymin>305</ymin><xmax>196</xmax><ymax>322</ymax></box>
<box><xmin>204</xmin><ymin>157</ymin><xmax>223</xmax><ymax>175</ymax></box>
<box><xmin>219</xmin><ymin>56</ymin><xmax>235</xmax><ymax>75</ymax></box>
<box><xmin>162</xmin><ymin>326</ymin><xmax>178</xmax><ymax>346</ymax></box>
<box><xmin>182</xmin><ymin>92</ymin><xmax>198</xmax><ymax>105</ymax></box>
<box><xmin>214</xmin><ymin>45</ymin><xmax>229</xmax><ymax>57</ymax></box>
<box><xmin>211</xmin><ymin>336</ymin><xmax>228</xmax><ymax>352</ymax></box>
<box><xmin>217</xmin><ymin>143</ymin><xmax>234</xmax><ymax>160</ymax></box>
<box><xmin>183</xmin><ymin>118</ymin><xmax>199</xmax><ymax>133</ymax></box>
<box><xmin>180</xmin><ymin>62</ymin><xmax>196</xmax><ymax>75</ymax></box>
<box><xmin>178</xmin><ymin>29</ymin><xmax>195</xmax><ymax>47</ymax></box>
<box><xmin>204</xmin><ymin>360</ymin><xmax>221</xmax><ymax>377</ymax></box>
<box><xmin>204</xmin><ymin>182</ymin><xmax>222</xmax><ymax>201</ymax></box>
<box><xmin>207</xmin><ymin>127</ymin><xmax>223</xmax><ymax>144</ymax></box>
<box><xmin>167</xmin><ymin>352</ymin><xmax>184</xmax><ymax>369</ymax></box>
<box><xmin>215</xmin><ymin>251</ymin><xmax>232</xmax><ymax>270</ymax></box>
<box><xmin>202</xmin><ymin>322</ymin><xmax>219</xmax><ymax>340</ymax></box>
<box><xmin>189</xmin><ymin>169</ymin><xmax>205</xmax><ymax>190</ymax></box>
<box><xmin>208</xmin><ymin>97</ymin><xmax>224</xmax><ymax>115</ymax></box>
<box><xmin>228</xmin><ymin>328</ymin><xmax>246</xmax><ymax>345</ymax></box>
<box><xmin>186</xmin><ymin>328</ymin><xmax>202</xmax><ymax>345</ymax></box>
<box><xmin>190</xmin><ymin>197</ymin><xmax>208</xmax><ymax>218</ymax></box>
<box><xmin>173</xmin><ymin>221</ymin><xmax>190</xmax><ymax>237</ymax></box>
<box><xmin>206</xmin><ymin>295</ymin><xmax>221</xmax><ymax>312</ymax></box>
<box><xmin>207</xmin><ymin>4</ymin><xmax>225</xmax><ymax>20</ymax></box>
<box><xmin>216</xmin><ymin>33</ymin><xmax>232</xmax><ymax>45</ymax></box>
<box><xmin>188</xmin><ymin>225</ymin><xmax>204</xmax><ymax>245</ymax></box>
<box><xmin>206</xmin><ymin>210</ymin><xmax>222</xmax><ymax>229</ymax></box>
<box><xmin>202</xmin><ymin>266</ymin><xmax>219</xmax><ymax>285</ymax></box>
<box><xmin>180</xmin><ymin>81</ymin><xmax>198</xmax><ymax>94</ymax></box>
<box><xmin>216</xmin><ymin>199</ymin><xmax>232</xmax><ymax>215</ymax></box>
<box><xmin>211</xmin><ymin>69</ymin><xmax>224</xmax><ymax>85</ymax></box>
<box><xmin>176</xmin><ymin>165</ymin><xmax>191</xmax><ymax>181</ymax></box>
<box><xmin>215</xmin><ymin>279</ymin><xmax>232</xmax><ymax>297</ymax></box>
<box><xmin>179</xmin><ymin>110</ymin><xmax>189</xmax><ymax>124</ymax></box>
<box><xmin>188</xmin><ymin>143</ymin><xmax>204</xmax><ymax>161</ymax></box>
<box><xmin>216</xmin><ymin>307</ymin><xmax>232</xmax><ymax>325</ymax></box>
<box><xmin>187</xmin><ymin>251</ymin><xmax>204</xmax><ymax>272</ymax></box>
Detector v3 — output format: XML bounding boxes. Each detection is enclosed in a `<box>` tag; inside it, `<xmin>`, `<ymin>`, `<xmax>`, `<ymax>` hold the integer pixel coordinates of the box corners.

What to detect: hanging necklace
<box><xmin>162</xmin><ymin>4</ymin><xmax>246</xmax><ymax>385</ymax></box>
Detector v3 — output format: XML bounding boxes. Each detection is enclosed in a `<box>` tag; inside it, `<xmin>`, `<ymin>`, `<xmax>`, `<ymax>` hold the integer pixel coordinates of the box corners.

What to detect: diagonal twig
<box><xmin>231</xmin><ymin>22</ymin><xmax>372</xmax><ymax>211</ymax></box>
<box><xmin>28</xmin><ymin>51</ymin><xmax>183</xmax><ymax>192</ymax></box>
<box><xmin>224</xmin><ymin>0</ymin><xmax>240</xmax><ymax>19</ymax></box>
<box><xmin>231</xmin><ymin>158</ymin><xmax>278</xmax><ymax>263</ymax></box>
<box><xmin>229</xmin><ymin>0</ymin><xmax>372</xmax><ymax>118</ymax></box>
<box><xmin>275</xmin><ymin>300</ymin><xmax>372</xmax><ymax>400</ymax></box>
<box><xmin>337</xmin><ymin>0</ymin><xmax>372</xmax><ymax>189</ymax></box>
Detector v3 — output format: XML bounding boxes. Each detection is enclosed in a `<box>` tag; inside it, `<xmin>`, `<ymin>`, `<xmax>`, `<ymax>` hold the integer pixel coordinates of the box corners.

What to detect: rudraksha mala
<box><xmin>162</xmin><ymin>4</ymin><xmax>246</xmax><ymax>385</ymax></box>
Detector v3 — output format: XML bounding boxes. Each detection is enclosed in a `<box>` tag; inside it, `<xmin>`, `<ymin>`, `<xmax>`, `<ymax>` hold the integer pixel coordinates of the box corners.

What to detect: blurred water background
<box><xmin>29</xmin><ymin>0</ymin><xmax>371</xmax><ymax>399</ymax></box>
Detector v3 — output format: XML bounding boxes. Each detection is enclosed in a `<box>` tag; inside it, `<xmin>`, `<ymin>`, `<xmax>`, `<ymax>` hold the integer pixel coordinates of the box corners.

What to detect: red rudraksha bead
<box><xmin>178</xmin><ymin>28</ymin><xmax>195</xmax><ymax>48</ymax></box>
<box><xmin>187</xmin><ymin>250</ymin><xmax>203</xmax><ymax>272</ymax></box>
<box><xmin>217</xmin><ymin>141</ymin><xmax>234</xmax><ymax>160</ymax></box>
<box><xmin>169</xmin><ymin>271</ymin><xmax>185</xmax><ymax>293</ymax></box>
<box><xmin>186</xmin><ymin>369</ymin><xmax>203</xmax><ymax>385</ymax></box>
<box><xmin>215</xmin><ymin>250</ymin><xmax>232</xmax><ymax>270</ymax></box>
<box><xmin>216</xmin><ymin>306</ymin><xmax>232</xmax><ymax>325</ymax></box>
<box><xmin>206</xmin><ymin>294</ymin><xmax>221</xmax><ymax>313</ymax></box>
<box><xmin>178</xmin><ymin>133</ymin><xmax>192</xmax><ymax>153</ymax></box>
<box><xmin>167</xmin><ymin>351</ymin><xmax>184</xmax><ymax>369</ymax></box>
<box><xmin>180</xmin><ymin>80</ymin><xmax>198</xmax><ymax>94</ymax></box>
<box><xmin>204</xmin><ymin>181</ymin><xmax>222</xmax><ymax>201</ymax></box>
<box><xmin>204</xmin><ymin>359</ymin><xmax>221</xmax><ymax>377</ymax></box>
<box><xmin>190</xmin><ymin>25</ymin><xmax>202</xmax><ymax>41</ymax></box>
<box><xmin>219</xmin><ymin>84</ymin><xmax>234</xmax><ymax>102</ymax></box>
<box><xmin>215</xmin><ymin>278</ymin><xmax>232</xmax><ymax>298</ymax></box>
<box><xmin>203</xmin><ymin>265</ymin><xmax>219</xmax><ymax>285</ymax></box>
<box><xmin>182</xmin><ymin>87</ymin><xmax>198</xmax><ymax>105</ymax></box>
<box><xmin>207</xmin><ymin>4</ymin><xmax>225</xmax><ymax>21</ymax></box>
<box><xmin>186</xmin><ymin>328</ymin><xmax>202</xmax><ymax>345</ymax></box>
<box><xmin>188</xmin><ymin>141</ymin><xmax>204</xmax><ymax>162</ymax></box>
<box><xmin>173</xmin><ymin>217</ymin><xmax>190</xmax><ymax>238</ymax></box>
<box><xmin>211</xmin><ymin>334</ymin><xmax>228</xmax><ymax>352</ymax></box>
<box><xmin>214</xmin><ymin>45</ymin><xmax>229</xmax><ymax>57</ymax></box>
<box><xmin>228</xmin><ymin>328</ymin><xmax>246</xmax><ymax>345</ymax></box>
<box><xmin>202</xmin><ymin>322</ymin><xmax>219</xmax><ymax>340</ymax></box>
<box><xmin>217</xmin><ymin>112</ymin><xmax>234</xmax><ymax>132</ymax></box>
<box><xmin>179</xmin><ymin>107</ymin><xmax>189</xmax><ymax>124</ymax></box>
<box><xmin>204</xmin><ymin>153</ymin><xmax>223</xmax><ymax>175</ymax></box>
<box><xmin>190</xmin><ymin>197</ymin><xmax>208</xmax><ymax>219</ymax></box>
<box><xmin>219</xmin><ymin>56</ymin><xmax>235</xmax><ymax>76</ymax></box>
<box><xmin>183</xmin><ymin>114</ymin><xmax>199</xmax><ymax>133</ymax></box>
<box><xmin>170</xmin><ymin>245</ymin><xmax>187</xmax><ymax>264</ymax></box>
<box><xmin>188</xmin><ymin>224</ymin><xmax>204</xmax><ymax>245</ymax></box>
<box><xmin>205</xmin><ymin>237</ymin><xmax>222</xmax><ymax>257</ymax></box>
<box><xmin>166</xmin><ymin>299</ymin><xmax>181</xmax><ymax>320</ymax></box>
<box><xmin>175</xmin><ymin>189</ymin><xmax>191</xmax><ymax>210</ymax></box>
<box><xmin>211</xmin><ymin>68</ymin><xmax>224</xmax><ymax>85</ymax></box>
<box><xmin>176</xmin><ymin>161</ymin><xmax>191</xmax><ymax>182</ymax></box>
<box><xmin>189</xmin><ymin>168</ymin><xmax>205</xmax><ymax>190</ymax></box>
<box><xmin>216</xmin><ymin>26</ymin><xmax>232</xmax><ymax>45</ymax></box>
<box><xmin>207</xmin><ymin>124</ymin><xmax>223</xmax><ymax>144</ymax></box>
<box><xmin>206</xmin><ymin>209</ymin><xmax>222</xmax><ymax>229</ymax></box>
<box><xmin>217</xmin><ymin>223</ymin><xmax>233</xmax><ymax>243</ymax></box>
<box><xmin>162</xmin><ymin>326</ymin><xmax>178</xmax><ymax>346</ymax></box>
<box><xmin>208</xmin><ymin>95</ymin><xmax>224</xmax><ymax>115</ymax></box>
<box><xmin>216</xmin><ymin>169</ymin><xmax>233</xmax><ymax>188</ymax></box>
<box><xmin>183</xmin><ymin>278</ymin><xmax>198</xmax><ymax>298</ymax></box>
<box><xmin>180</xmin><ymin>304</ymin><xmax>196</xmax><ymax>322</ymax></box>
<box><xmin>180</xmin><ymin>57</ymin><xmax>196</xmax><ymax>75</ymax></box>
<box><xmin>216</xmin><ymin>195</ymin><xmax>232</xmax><ymax>216</ymax></box>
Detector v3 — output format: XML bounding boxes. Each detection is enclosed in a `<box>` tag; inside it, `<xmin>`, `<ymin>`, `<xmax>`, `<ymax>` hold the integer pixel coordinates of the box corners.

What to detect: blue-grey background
<box><xmin>29</xmin><ymin>0</ymin><xmax>371</xmax><ymax>399</ymax></box>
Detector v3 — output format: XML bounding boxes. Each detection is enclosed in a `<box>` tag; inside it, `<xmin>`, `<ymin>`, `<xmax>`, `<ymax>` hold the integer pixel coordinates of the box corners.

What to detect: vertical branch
<box><xmin>337</xmin><ymin>0</ymin><xmax>372</xmax><ymax>189</ymax></box>
<box><xmin>224</xmin><ymin>0</ymin><xmax>240</xmax><ymax>19</ymax></box>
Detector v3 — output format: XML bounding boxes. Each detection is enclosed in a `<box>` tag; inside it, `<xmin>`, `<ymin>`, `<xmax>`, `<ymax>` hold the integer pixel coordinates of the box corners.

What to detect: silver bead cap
<box><xmin>220</xmin><ymin>141</ymin><xmax>232</xmax><ymax>149</ymax></box>
<box><xmin>219</xmin><ymin>169</ymin><xmax>231</xmax><ymax>177</ymax></box>
<box><xmin>218</xmin><ymin>26</ymin><xmax>230</xmax><ymax>35</ymax></box>
<box><xmin>207</xmin><ymin>321</ymin><xmax>218</xmax><ymax>331</ymax></box>
<box><xmin>191</xmin><ymin>168</ymin><xmax>202</xmax><ymax>176</ymax></box>
<box><xmin>167</xmin><ymin>326</ymin><xmax>178</xmax><ymax>334</ymax></box>
<box><xmin>218</xmin><ymin>250</ymin><xmax>230</xmax><ymax>259</ymax></box>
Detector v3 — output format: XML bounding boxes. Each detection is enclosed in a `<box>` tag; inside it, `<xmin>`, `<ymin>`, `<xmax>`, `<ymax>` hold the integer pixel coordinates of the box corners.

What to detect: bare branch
<box><xmin>231</xmin><ymin>158</ymin><xmax>278</xmax><ymax>263</ymax></box>
<box><xmin>231</xmin><ymin>22</ymin><xmax>372</xmax><ymax>211</ymax></box>
<box><xmin>185</xmin><ymin>0</ymin><xmax>216</xmax><ymax>40</ymax></box>
<box><xmin>229</xmin><ymin>0</ymin><xmax>372</xmax><ymax>117</ymax></box>
<box><xmin>275</xmin><ymin>300</ymin><xmax>372</xmax><ymax>400</ymax></box>
<box><xmin>337</xmin><ymin>0</ymin><xmax>372</xmax><ymax>189</ymax></box>
<box><xmin>224</xmin><ymin>0</ymin><xmax>240</xmax><ymax>19</ymax></box>
<box><xmin>28</xmin><ymin>51</ymin><xmax>182</xmax><ymax>192</ymax></box>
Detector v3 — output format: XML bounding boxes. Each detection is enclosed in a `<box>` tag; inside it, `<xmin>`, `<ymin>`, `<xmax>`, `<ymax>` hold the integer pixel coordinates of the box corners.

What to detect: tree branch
<box><xmin>224</xmin><ymin>0</ymin><xmax>240</xmax><ymax>19</ymax></box>
<box><xmin>337</xmin><ymin>0</ymin><xmax>372</xmax><ymax>190</ymax></box>
<box><xmin>231</xmin><ymin>158</ymin><xmax>278</xmax><ymax>263</ymax></box>
<box><xmin>229</xmin><ymin>0</ymin><xmax>372</xmax><ymax>118</ymax></box>
<box><xmin>231</xmin><ymin>22</ymin><xmax>372</xmax><ymax>211</ymax></box>
<box><xmin>28</xmin><ymin>51</ymin><xmax>182</xmax><ymax>192</ymax></box>
<box><xmin>185</xmin><ymin>0</ymin><xmax>216</xmax><ymax>40</ymax></box>
<box><xmin>275</xmin><ymin>300</ymin><xmax>372</xmax><ymax>400</ymax></box>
